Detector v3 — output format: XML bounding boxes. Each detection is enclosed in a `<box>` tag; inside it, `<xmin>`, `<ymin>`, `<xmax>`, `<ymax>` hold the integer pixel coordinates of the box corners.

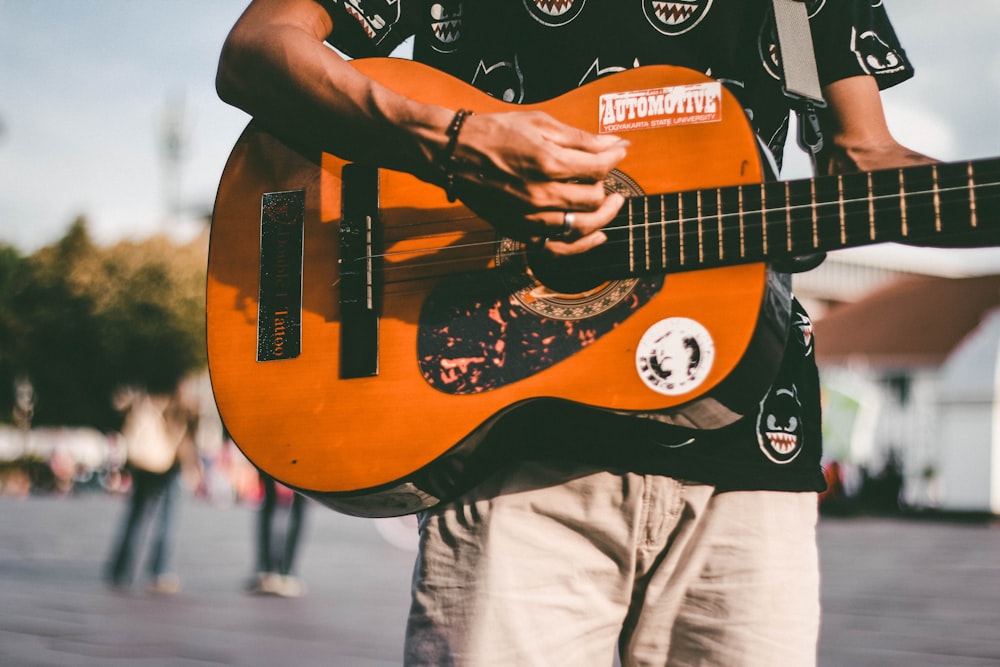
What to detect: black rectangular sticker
<box><xmin>257</xmin><ymin>190</ymin><xmax>305</xmax><ymax>362</ymax></box>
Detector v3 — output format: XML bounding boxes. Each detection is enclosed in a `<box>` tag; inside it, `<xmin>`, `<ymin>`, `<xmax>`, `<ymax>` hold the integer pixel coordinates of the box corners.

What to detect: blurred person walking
<box><xmin>104</xmin><ymin>384</ymin><xmax>200</xmax><ymax>593</ymax></box>
<box><xmin>246</xmin><ymin>470</ymin><xmax>309</xmax><ymax>597</ymax></box>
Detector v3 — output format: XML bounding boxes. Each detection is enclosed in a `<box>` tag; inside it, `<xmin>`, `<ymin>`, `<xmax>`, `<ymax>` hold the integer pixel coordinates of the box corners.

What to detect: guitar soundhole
<box><xmin>496</xmin><ymin>169</ymin><xmax>644</xmax><ymax>320</ymax></box>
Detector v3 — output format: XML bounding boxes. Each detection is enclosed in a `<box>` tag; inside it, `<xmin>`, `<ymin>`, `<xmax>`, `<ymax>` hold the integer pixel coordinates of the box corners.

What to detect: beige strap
<box><xmin>771</xmin><ymin>0</ymin><xmax>824</xmax><ymax>104</ymax></box>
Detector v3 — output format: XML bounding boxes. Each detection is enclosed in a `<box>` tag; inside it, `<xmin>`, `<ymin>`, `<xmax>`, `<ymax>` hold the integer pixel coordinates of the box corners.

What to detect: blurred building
<box><xmin>797</xmin><ymin>250</ymin><xmax>1000</xmax><ymax>514</ymax></box>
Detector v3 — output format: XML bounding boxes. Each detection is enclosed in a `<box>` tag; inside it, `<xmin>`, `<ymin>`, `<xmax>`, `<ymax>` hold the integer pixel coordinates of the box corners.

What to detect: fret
<box><xmin>899</xmin><ymin>168</ymin><xmax>909</xmax><ymax>237</ymax></box>
<box><xmin>837</xmin><ymin>174</ymin><xmax>846</xmax><ymax>244</ymax></box>
<box><xmin>696</xmin><ymin>189</ymin><xmax>705</xmax><ymax>265</ymax></box>
<box><xmin>932</xmin><ymin>165</ymin><xmax>941</xmax><ymax>233</ymax></box>
<box><xmin>811</xmin><ymin>179</ymin><xmax>818</xmax><ymax>248</ymax></box>
<box><xmin>697</xmin><ymin>187</ymin><xmax>721</xmax><ymax>267</ymax></box>
<box><xmin>869</xmin><ymin>167</ymin><xmax>904</xmax><ymax>243</ymax></box>
<box><xmin>717</xmin><ymin>187</ymin><xmax>725</xmax><ymax>261</ymax></box>
<box><xmin>643</xmin><ymin>195</ymin><xmax>652</xmax><ymax>271</ymax></box>
<box><xmin>738</xmin><ymin>184</ymin><xmax>746</xmax><ymax>258</ymax></box>
<box><xmin>868</xmin><ymin>172</ymin><xmax>876</xmax><ymax>240</ymax></box>
<box><xmin>680</xmin><ymin>189</ymin><xmax>703</xmax><ymax>268</ymax></box>
<box><xmin>785</xmin><ymin>181</ymin><xmax>793</xmax><ymax>254</ymax></box>
<box><xmin>969</xmin><ymin>161</ymin><xmax>979</xmax><ymax>229</ymax></box>
<box><xmin>642</xmin><ymin>194</ymin><xmax>663</xmax><ymax>273</ymax></box>
<box><xmin>760</xmin><ymin>182</ymin><xmax>769</xmax><ymax>255</ymax></box>
<box><xmin>677</xmin><ymin>191</ymin><xmax>686</xmax><ymax>267</ymax></box>
<box><xmin>662</xmin><ymin>192</ymin><xmax>682</xmax><ymax>272</ymax></box>
<box><xmin>659</xmin><ymin>194</ymin><xmax>668</xmax><ymax>269</ymax></box>
<box><xmin>627</xmin><ymin>194</ymin><xmax>636</xmax><ymax>274</ymax></box>
<box><xmin>632</xmin><ymin>195</ymin><xmax>646</xmax><ymax>271</ymax></box>
<box><xmin>936</xmin><ymin>160</ymin><xmax>979</xmax><ymax>236</ymax></box>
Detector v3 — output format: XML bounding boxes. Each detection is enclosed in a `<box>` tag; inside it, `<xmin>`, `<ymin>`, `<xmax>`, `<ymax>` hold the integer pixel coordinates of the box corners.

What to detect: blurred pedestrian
<box><xmin>104</xmin><ymin>384</ymin><xmax>200</xmax><ymax>593</ymax></box>
<box><xmin>245</xmin><ymin>471</ymin><xmax>309</xmax><ymax>597</ymax></box>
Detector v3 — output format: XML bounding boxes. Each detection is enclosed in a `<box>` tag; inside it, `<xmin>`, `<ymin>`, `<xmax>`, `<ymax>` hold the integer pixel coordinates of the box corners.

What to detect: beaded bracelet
<box><xmin>438</xmin><ymin>108</ymin><xmax>474</xmax><ymax>202</ymax></box>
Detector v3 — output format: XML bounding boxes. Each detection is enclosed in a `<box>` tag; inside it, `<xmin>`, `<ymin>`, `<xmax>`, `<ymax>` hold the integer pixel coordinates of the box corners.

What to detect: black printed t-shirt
<box><xmin>317</xmin><ymin>0</ymin><xmax>915</xmax><ymax>492</ymax></box>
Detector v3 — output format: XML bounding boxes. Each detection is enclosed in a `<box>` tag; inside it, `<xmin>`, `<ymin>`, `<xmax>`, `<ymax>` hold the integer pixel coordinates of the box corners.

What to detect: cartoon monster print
<box><xmin>795</xmin><ymin>311</ymin><xmax>814</xmax><ymax>357</ymax></box>
<box><xmin>429</xmin><ymin>1</ymin><xmax>463</xmax><ymax>53</ymax></box>
<box><xmin>757</xmin><ymin>382</ymin><xmax>805</xmax><ymax>464</ymax></box>
<box><xmin>643</xmin><ymin>0</ymin><xmax>714</xmax><ymax>36</ymax></box>
<box><xmin>578</xmin><ymin>57</ymin><xmax>641</xmax><ymax>87</ymax></box>
<box><xmin>471</xmin><ymin>59</ymin><xmax>525</xmax><ymax>103</ymax></box>
<box><xmin>851</xmin><ymin>27</ymin><xmax>906</xmax><ymax>76</ymax></box>
<box><xmin>343</xmin><ymin>0</ymin><xmax>400</xmax><ymax>45</ymax></box>
<box><xmin>522</xmin><ymin>0</ymin><xmax>587</xmax><ymax>27</ymax></box>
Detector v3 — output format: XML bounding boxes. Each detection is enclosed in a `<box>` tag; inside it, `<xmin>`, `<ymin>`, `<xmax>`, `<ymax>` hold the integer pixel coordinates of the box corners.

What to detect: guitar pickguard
<box><xmin>416</xmin><ymin>269</ymin><xmax>664</xmax><ymax>395</ymax></box>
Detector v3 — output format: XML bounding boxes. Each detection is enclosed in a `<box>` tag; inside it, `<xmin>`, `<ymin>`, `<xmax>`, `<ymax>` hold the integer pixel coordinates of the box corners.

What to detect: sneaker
<box><xmin>245</xmin><ymin>572</ymin><xmax>283</xmax><ymax>595</ymax></box>
<box><xmin>148</xmin><ymin>574</ymin><xmax>181</xmax><ymax>595</ymax></box>
<box><xmin>276</xmin><ymin>575</ymin><xmax>306</xmax><ymax>598</ymax></box>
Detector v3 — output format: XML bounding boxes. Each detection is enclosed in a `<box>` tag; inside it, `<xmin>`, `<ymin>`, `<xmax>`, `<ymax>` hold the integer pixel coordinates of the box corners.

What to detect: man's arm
<box><xmin>216</xmin><ymin>0</ymin><xmax>627</xmax><ymax>252</ymax></box>
<box><xmin>816</xmin><ymin>75</ymin><xmax>934</xmax><ymax>174</ymax></box>
<box><xmin>817</xmin><ymin>76</ymin><xmax>998</xmax><ymax>247</ymax></box>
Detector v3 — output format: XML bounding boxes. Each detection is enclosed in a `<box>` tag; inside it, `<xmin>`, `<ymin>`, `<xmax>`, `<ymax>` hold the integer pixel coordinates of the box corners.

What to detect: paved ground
<box><xmin>1</xmin><ymin>494</ymin><xmax>998</xmax><ymax>666</ymax></box>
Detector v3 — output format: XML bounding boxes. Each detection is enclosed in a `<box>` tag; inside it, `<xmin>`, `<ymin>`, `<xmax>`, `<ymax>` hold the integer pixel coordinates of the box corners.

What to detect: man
<box><xmin>217</xmin><ymin>1</ymin><xmax>931</xmax><ymax>663</ymax></box>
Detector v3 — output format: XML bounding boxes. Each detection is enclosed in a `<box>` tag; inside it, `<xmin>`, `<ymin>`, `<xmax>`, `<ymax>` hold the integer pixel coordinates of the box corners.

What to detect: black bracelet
<box><xmin>438</xmin><ymin>108</ymin><xmax>474</xmax><ymax>202</ymax></box>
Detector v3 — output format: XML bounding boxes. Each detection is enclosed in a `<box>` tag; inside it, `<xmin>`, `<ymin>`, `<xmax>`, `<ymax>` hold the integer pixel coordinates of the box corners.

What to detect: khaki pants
<box><xmin>405</xmin><ymin>461</ymin><xmax>820</xmax><ymax>666</ymax></box>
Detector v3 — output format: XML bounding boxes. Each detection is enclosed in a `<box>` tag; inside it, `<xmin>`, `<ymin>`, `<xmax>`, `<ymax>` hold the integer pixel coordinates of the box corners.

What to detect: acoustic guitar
<box><xmin>207</xmin><ymin>58</ymin><xmax>999</xmax><ymax>517</ymax></box>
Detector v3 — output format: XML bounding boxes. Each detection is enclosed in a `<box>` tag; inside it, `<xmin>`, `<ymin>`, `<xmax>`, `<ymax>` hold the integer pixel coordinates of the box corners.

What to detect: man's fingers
<box><xmin>545</xmin><ymin>230</ymin><xmax>608</xmax><ymax>256</ymax></box>
<box><xmin>533</xmin><ymin>192</ymin><xmax>625</xmax><ymax>254</ymax></box>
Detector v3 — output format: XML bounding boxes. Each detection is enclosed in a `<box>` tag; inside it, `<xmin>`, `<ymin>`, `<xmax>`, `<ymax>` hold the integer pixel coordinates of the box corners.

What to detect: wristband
<box><xmin>438</xmin><ymin>109</ymin><xmax>474</xmax><ymax>202</ymax></box>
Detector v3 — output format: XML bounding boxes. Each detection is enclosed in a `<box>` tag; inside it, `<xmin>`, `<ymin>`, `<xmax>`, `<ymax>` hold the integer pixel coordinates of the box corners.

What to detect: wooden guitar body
<box><xmin>207</xmin><ymin>59</ymin><xmax>794</xmax><ymax>516</ymax></box>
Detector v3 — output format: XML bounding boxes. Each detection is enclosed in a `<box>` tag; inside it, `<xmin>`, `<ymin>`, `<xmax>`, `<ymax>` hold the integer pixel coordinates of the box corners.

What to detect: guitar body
<box><xmin>207</xmin><ymin>59</ymin><xmax>791</xmax><ymax>517</ymax></box>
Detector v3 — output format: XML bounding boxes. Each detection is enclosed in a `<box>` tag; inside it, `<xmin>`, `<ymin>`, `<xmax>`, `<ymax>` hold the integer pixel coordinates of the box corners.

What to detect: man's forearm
<box><xmin>216</xmin><ymin>0</ymin><xmax>452</xmax><ymax>181</ymax></box>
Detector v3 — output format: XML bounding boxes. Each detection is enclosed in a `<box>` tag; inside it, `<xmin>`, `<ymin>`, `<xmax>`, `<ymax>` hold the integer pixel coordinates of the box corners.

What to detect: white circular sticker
<box><xmin>635</xmin><ymin>317</ymin><xmax>715</xmax><ymax>396</ymax></box>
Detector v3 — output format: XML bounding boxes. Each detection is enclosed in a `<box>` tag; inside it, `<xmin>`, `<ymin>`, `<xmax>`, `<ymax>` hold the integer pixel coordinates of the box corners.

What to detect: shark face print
<box><xmin>522</xmin><ymin>0</ymin><xmax>587</xmax><ymax>27</ymax></box>
<box><xmin>343</xmin><ymin>0</ymin><xmax>400</xmax><ymax>45</ymax></box>
<box><xmin>643</xmin><ymin>0</ymin><xmax>713</xmax><ymax>36</ymax></box>
<box><xmin>429</xmin><ymin>1</ymin><xmax>463</xmax><ymax>53</ymax></box>
<box><xmin>756</xmin><ymin>383</ymin><xmax>805</xmax><ymax>464</ymax></box>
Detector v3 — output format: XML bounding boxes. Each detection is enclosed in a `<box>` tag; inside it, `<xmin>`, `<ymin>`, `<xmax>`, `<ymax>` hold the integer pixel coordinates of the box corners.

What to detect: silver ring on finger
<box><xmin>558</xmin><ymin>211</ymin><xmax>575</xmax><ymax>240</ymax></box>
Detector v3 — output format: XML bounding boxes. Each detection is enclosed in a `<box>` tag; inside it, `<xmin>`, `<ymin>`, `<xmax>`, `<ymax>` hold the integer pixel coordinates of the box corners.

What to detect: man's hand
<box><xmin>443</xmin><ymin>110</ymin><xmax>630</xmax><ymax>255</ymax></box>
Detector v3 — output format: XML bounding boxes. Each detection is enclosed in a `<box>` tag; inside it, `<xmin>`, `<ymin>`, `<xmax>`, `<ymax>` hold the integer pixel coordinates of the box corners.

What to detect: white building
<box><xmin>805</xmin><ymin>265</ymin><xmax>1000</xmax><ymax>514</ymax></box>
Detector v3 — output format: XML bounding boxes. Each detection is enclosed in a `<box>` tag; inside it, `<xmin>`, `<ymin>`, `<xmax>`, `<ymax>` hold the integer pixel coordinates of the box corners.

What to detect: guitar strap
<box><xmin>770</xmin><ymin>0</ymin><xmax>828</xmax><ymax>273</ymax></box>
<box><xmin>771</xmin><ymin>0</ymin><xmax>826</xmax><ymax>173</ymax></box>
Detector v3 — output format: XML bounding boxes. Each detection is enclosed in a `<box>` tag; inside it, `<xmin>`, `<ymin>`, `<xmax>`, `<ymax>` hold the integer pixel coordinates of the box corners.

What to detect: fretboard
<box><xmin>611</xmin><ymin>156</ymin><xmax>1000</xmax><ymax>277</ymax></box>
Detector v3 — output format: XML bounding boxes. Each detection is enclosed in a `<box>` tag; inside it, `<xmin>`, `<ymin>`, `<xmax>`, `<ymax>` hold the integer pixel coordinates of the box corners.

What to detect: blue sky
<box><xmin>0</xmin><ymin>0</ymin><xmax>250</xmax><ymax>250</ymax></box>
<box><xmin>1</xmin><ymin>0</ymin><xmax>999</xmax><ymax>272</ymax></box>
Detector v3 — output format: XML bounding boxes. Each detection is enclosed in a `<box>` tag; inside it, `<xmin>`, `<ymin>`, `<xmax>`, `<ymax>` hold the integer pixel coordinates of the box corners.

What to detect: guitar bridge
<box><xmin>339</xmin><ymin>164</ymin><xmax>381</xmax><ymax>378</ymax></box>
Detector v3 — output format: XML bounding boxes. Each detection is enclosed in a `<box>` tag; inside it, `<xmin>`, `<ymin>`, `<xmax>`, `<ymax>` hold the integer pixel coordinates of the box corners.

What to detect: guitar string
<box><xmin>375</xmin><ymin>179</ymin><xmax>1000</xmax><ymax>255</ymax></box>
<box><xmin>363</xmin><ymin>181</ymin><xmax>1000</xmax><ymax>291</ymax></box>
<box><xmin>369</xmin><ymin>192</ymin><xmax>1000</xmax><ymax>302</ymax></box>
<box><xmin>377</xmin><ymin>183</ymin><xmax>993</xmax><ymax>243</ymax></box>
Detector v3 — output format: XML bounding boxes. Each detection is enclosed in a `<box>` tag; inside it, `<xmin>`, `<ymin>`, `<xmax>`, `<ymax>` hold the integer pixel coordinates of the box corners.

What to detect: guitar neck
<box><xmin>610</xmin><ymin>157</ymin><xmax>1000</xmax><ymax>277</ymax></box>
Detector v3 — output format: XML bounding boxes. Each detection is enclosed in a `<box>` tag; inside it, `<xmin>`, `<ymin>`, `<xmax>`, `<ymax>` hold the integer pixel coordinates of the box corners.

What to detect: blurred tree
<box><xmin>0</xmin><ymin>244</ymin><xmax>29</xmax><ymax>417</ymax></box>
<box><xmin>0</xmin><ymin>218</ymin><xmax>207</xmax><ymax>431</ymax></box>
